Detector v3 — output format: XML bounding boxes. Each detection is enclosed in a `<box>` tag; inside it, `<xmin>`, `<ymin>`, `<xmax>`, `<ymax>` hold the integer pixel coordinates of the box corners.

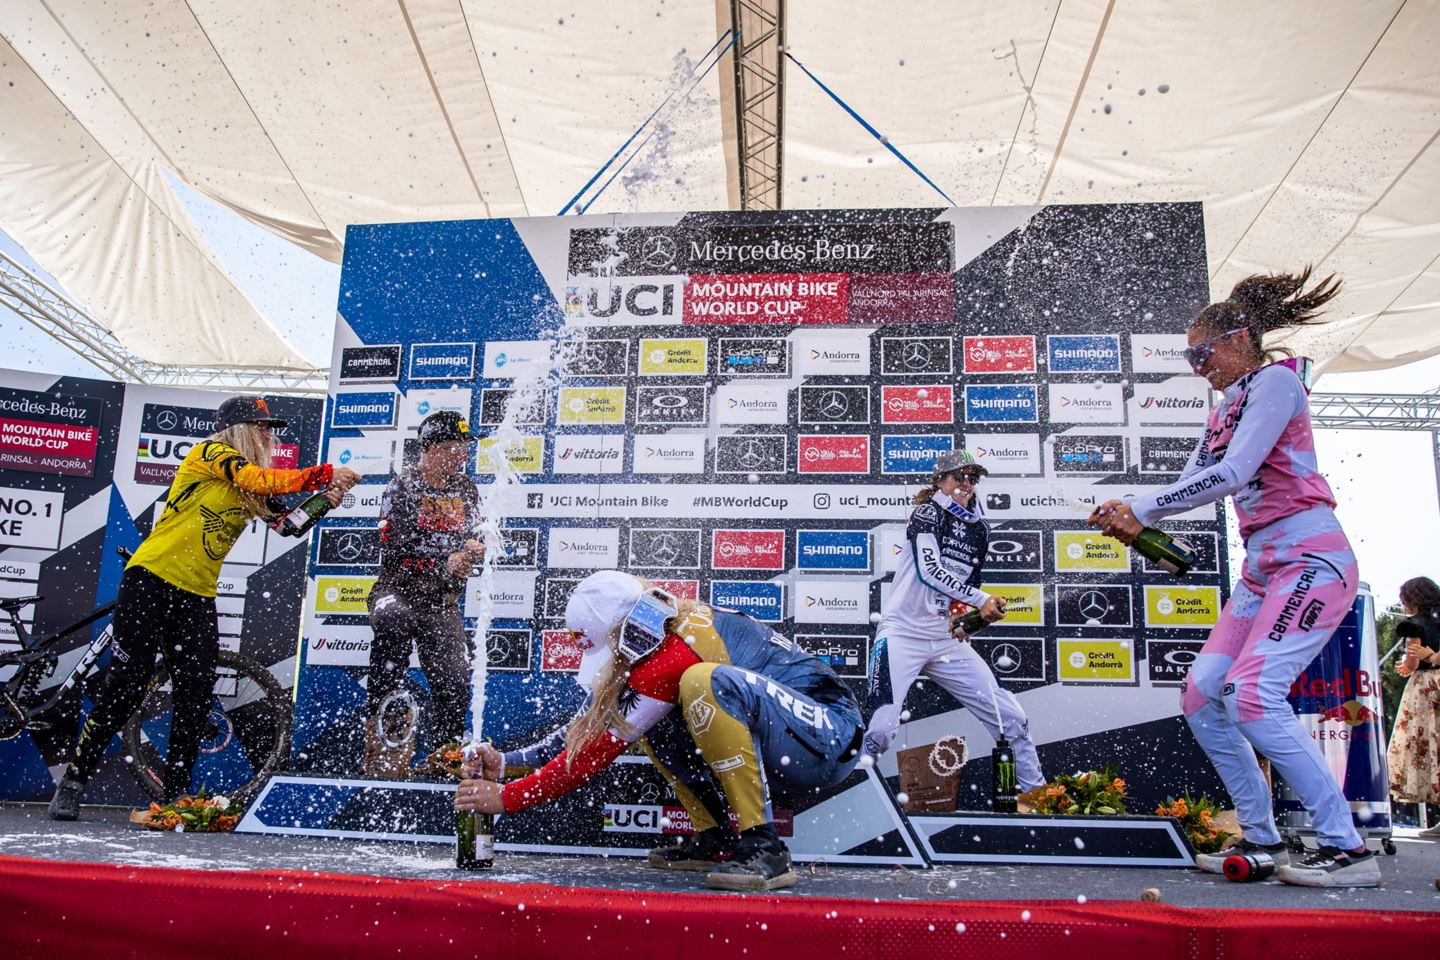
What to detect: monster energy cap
<box><xmin>932</xmin><ymin>448</ymin><xmax>987</xmax><ymax>479</ymax></box>
<box><xmin>417</xmin><ymin>410</ymin><xmax>475</xmax><ymax>447</ymax></box>
<box><xmin>214</xmin><ymin>395</ymin><xmax>287</xmax><ymax>431</ymax></box>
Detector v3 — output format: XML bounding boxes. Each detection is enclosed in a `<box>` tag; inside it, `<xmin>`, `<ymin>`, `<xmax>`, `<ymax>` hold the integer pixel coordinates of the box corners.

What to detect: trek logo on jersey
<box><xmin>408</xmin><ymin>342</ymin><xmax>475</xmax><ymax>381</ymax></box>
<box><xmin>715</xmin><ymin>434</ymin><xmax>787</xmax><ymax>475</ymax></box>
<box><xmin>633</xmin><ymin>435</ymin><xmax>706</xmax><ymax>474</ymax></box>
<box><xmin>563</xmin><ymin>277</ymin><xmax>684</xmax><ymax>326</ymax></box>
<box><xmin>639</xmin><ymin>338</ymin><xmax>708</xmax><ymax>376</ymax></box>
<box><xmin>963</xmin><ymin>432</ymin><xmax>1040</xmax><ymax>475</ymax></box>
<box><xmin>559</xmin><ymin>338</ymin><xmax>629</xmax><ymax>377</ymax></box>
<box><xmin>794</xmin><ymin>331</ymin><xmax>870</xmax><ymax>375</ymax></box>
<box><xmin>549</xmin><ymin>527</ymin><xmax>620</xmax><ymax>569</ymax></box>
<box><xmin>480</xmin><ymin>388</ymin><xmax>549</xmax><ymax>426</ymax></box>
<box><xmin>794</xmin><ymin>578</ymin><xmax>871</xmax><ymax>624</ymax></box>
<box><xmin>712</xmin><ymin>529</ymin><xmax>786</xmax><ymax>570</ymax></box>
<box><xmin>880</xmin><ymin>434</ymin><xmax>952</xmax><ymax>474</ymax></box>
<box><xmin>1133</xmin><ymin>379</ymin><xmax>1210</xmax><ymax>424</ymax></box>
<box><xmin>881</xmin><ymin>385</ymin><xmax>953</xmax><ymax>424</ymax></box>
<box><xmin>964</xmin><ymin>385</ymin><xmax>1037</xmax><ymax>423</ymax></box>
<box><xmin>1048</xmin><ymin>383</ymin><xmax>1125</xmax><ymax>424</ymax></box>
<box><xmin>1131</xmin><ymin>334</ymin><xmax>1191</xmax><ymax>373</ymax></box>
<box><xmin>337</xmin><ymin>344</ymin><xmax>402</xmax><ymax>383</ymax></box>
<box><xmin>710</xmin><ymin>581</ymin><xmax>784</xmax><ymax>622</ymax></box>
<box><xmin>1050</xmin><ymin>433</ymin><xmax>1127</xmax><ymax>475</ymax></box>
<box><xmin>332</xmin><ymin>391</ymin><xmax>398</xmax><ymax>428</ymax></box>
<box><xmin>796</xmin><ymin>530</ymin><xmax>870</xmax><ymax>571</ymax></box>
<box><xmin>963</xmin><ymin>336</ymin><xmax>1036</xmax><ymax>374</ymax></box>
<box><xmin>1047</xmin><ymin>335</ymin><xmax>1121</xmax><ymax>373</ymax></box>
<box><xmin>634</xmin><ymin>386</ymin><xmax>708</xmax><ymax>425</ymax></box>
<box><xmin>482</xmin><ymin>340</ymin><xmax>550</xmax><ymax>378</ymax></box>
<box><xmin>715</xmin><ymin>384</ymin><xmax>787</xmax><ymax>424</ymax></box>
<box><xmin>557</xmin><ymin>386</ymin><xmax>627</xmax><ymax>425</ymax></box>
<box><xmin>719</xmin><ymin>337</ymin><xmax>789</xmax><ymax>375</ymax></box>
<box><xmin>797</xmin><ymin>435</ymin><xmax>869</xmax><ymax>474</ymax></box>
<box><xmin>552</xmin><ymin>434</ymin><xmax>625</xmax><ymax>475</ymax></box>
<box><xmin>628</xmin><ymin>528</ymin><xmax>702</xmax><ymax>569</ymax></box>
<box><xmin>798</xmin><ymin>385</ymin><xmax>870</xmax><ymax>425</ymax></box>
<box><xmin>881</xmin><ymin>337</ymin><xmax>953</xmax><ymax>375</ymax></box>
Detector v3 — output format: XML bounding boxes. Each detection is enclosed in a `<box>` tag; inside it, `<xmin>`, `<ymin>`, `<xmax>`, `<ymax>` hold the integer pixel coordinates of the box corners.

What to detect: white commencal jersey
<box><xmin>879</xmin><ymin>490</ymin><xmax>991</xmax><ymax>642</ymax></box>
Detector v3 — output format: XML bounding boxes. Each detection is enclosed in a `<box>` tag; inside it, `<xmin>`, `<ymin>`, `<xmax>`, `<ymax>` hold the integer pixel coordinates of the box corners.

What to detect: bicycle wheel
<box><xmin>122</xmin><ymin>650</ymin><xmax>292</xmax><ymax>802</ymax></box>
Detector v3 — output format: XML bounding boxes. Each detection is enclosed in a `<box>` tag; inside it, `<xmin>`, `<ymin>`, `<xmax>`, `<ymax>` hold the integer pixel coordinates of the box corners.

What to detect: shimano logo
<box><xmin>415</xmin><ymin>355</ymin><xmax>468</xmax><ymax>367</ymax></box>
<box><xmin>339</xmin><ymin>402</ymin><xmax>390</xmax><ymax>413</ymax></box>
<box><xmin>973</xmin><ymin>397</ymin><xmax>1028</xmax><ymax>409</ymax></box>
<box><xmin>802</xmin><ymin>545</ymin><xmax>864</xmax><ymax>557</ymax></box>
<box><xmin>1056</xmin><ymin>348</ymin><xmax>1115</xmax><ymax>360</ymax></box>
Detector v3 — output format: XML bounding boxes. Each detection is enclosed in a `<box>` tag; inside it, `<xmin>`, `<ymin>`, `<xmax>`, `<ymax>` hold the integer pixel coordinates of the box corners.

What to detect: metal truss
<box><xmin>0</xmin><ymin>248</ymin><xmax>327</xmax><ymax>395</ymax></box>
<box><xmin>1309</xmin><ymin>391</ymin><xmax>1440</xmax><ymax>431</ymax></box>
<box><xmin>727</xmin><ymin>0</ymin><xmax>785</xmax><ymax>210</ymax></box>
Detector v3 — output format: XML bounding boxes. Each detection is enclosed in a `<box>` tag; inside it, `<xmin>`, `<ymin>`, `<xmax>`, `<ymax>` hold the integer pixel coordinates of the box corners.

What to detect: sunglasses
<box><xmin>1182</xmin><ymin>327</ymin><xmax>1247</xmax><ymax>369</ymax></box>
<box><xmin>945</xmin><ymin>470</ymin><xmax>983</xmax><ymax>484</ymax></box>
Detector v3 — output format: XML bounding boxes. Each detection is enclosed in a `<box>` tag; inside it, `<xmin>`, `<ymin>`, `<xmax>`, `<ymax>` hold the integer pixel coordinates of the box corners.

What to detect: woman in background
<box><xmin>1388</xmin><ymin>576</ymin><xmax>1440</xmax><ymax>836</ymax></box>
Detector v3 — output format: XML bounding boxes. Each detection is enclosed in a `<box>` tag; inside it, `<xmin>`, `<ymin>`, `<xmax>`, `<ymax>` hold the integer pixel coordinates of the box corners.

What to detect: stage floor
<box><xmin>3</xmin><ymin>801</ymin><xmax>1438</xmax><ymax>911</ymax></box>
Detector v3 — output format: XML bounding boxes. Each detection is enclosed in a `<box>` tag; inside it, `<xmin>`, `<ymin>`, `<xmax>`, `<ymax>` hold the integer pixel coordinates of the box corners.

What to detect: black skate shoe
<box><xmin>1277</xmin><ymin>845</ymin><xmax>1381</xmax><ymax>888</ymax></box>
<box><xmin>648</xmin><ymin>826</ymin><xmax>738</xmax><ymax>871</ymax></box>
<box><xmin>1194</xmin><ymin>837</ymin><xmax>1288</xmax><ymax>874</ymax></box>
<box><xmin>706</xmin><ymin>828</ymin><xmax>796</xmax><ymax>892</ymax></box>
<box><xmin>48</xmin><ymin>776</ymin><xmax>85</xmax><ymax>821</ymax></box>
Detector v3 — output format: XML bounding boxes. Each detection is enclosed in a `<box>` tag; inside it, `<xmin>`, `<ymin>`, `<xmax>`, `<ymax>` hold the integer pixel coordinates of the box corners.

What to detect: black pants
<box><xmin>366</xmin><ymin>586</ymin><xmax>471</xmax><ymax>744</ymax></box>
<box><xmin>68</xmin><ymin>565</ymin><xmax>220</xmax><ymax>799</ymax></box>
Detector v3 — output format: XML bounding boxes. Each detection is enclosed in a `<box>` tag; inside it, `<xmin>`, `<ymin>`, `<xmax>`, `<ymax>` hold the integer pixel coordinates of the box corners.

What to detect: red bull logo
<box><xmin>1316</xmin><ymin>699</ymin><xmax>1378</xmax><ymax>727</ymax></box>
<box><xmin>1289</xmin><ymin>667</ymin><xmax>1376</xmax><ymax>701</ymax></box>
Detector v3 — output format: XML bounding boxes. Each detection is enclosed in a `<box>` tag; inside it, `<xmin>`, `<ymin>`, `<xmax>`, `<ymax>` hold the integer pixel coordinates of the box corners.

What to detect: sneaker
<box><xmin>648</xmin><ymin>826</ymin><xmax>738</xmax><ymax>871</ymax></box>
<box><xmin>1276</xmin><ymin>845</ymin><xmax>1381</xmax><ymax>888</ymax></box>
<box><xmin>47</xmin><ymin>776</ymin><xmax>85</xmax><ymax>821</ymax></box>
<box><xmin>1417</xmin><ymin>823</ymin><xmax>1440</xmax><ymax>838</ymax></box>
<box><xmin>1194</xmin><ymin>837</ymin><xmax>1288</xmax><ymax>874</ymax></box>
<box><xmin>706</xmin><ymin>831</ymin><xmax>797</xmax><ymax>892</ymax></box>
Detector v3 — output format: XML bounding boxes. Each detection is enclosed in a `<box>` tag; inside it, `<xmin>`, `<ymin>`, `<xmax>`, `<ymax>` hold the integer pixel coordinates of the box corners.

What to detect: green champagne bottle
<box><xmin>949</xmin><ymin>601</ymin><xmax>988</xmax><ymax>638</ymax></box>
<box><xmin>1131</xmin><ymin>528</ymin><xmax>1198</xmax><ymax>577</ymax></box>
<box><xmin>455</xmin><ymin>809</ymin><xmax>494</xmax><ymax>869</ymax></box>
<box><xmin>270</xmin><ymin>491</ymin><xmax>332</xmax><ymax>538</ymax></box>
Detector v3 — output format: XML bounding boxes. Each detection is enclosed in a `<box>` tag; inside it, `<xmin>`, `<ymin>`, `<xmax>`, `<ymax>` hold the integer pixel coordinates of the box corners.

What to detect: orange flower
<box><xmin>1058</xmin><ymin>796</ymin><xmax>1073</xmax><ymax>811</ymax></box>
<box><xmin>1171</xmin><ymin>798</ymin><xmax>1189</xmax><ymax>818</ymax></box>
<box><xmin>1110</xmin><ymin>778</ymin><xmax>1126</xmax><ymax>794</ymax></box>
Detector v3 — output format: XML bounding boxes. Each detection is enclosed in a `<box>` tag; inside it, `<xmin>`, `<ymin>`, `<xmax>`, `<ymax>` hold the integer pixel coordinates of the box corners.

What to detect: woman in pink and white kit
<box><xmin>1094</xmin><ymin>268</ymin><xmax>1380</xmax><ymax>887</ymax></box>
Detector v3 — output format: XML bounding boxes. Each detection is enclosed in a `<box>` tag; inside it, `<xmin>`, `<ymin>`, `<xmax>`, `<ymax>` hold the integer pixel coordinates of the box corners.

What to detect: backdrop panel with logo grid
<box><xmin>299</xmin><ymin>205</ymin><xmax>1231</xmax><ymax>816</ymax></box>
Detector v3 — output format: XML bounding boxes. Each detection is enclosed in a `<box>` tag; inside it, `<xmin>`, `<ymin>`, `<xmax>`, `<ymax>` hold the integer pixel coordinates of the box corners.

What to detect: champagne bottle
<box><xmin>455</xmin><ymin>809</ymin><xmax>494</xmax><ymax>869</ymax></box>
<box><xmin>1131</xmin><ymin>528</ymin><xmax>1198</xmax><ymax>577</ymax></box>
<box><xmin>949</xmin><ymin>601</ymin><xmax>988</xmax><ymax>638</ymax></box>
<box><xmin>270</xmin><ymin>491</ymin><xmax>332</xmax><ymax>538</ymax></box>
<box><xmin>991</xmin><ymin>734</ymin><xmax>1018</xmax><ymax>813</ymax></box>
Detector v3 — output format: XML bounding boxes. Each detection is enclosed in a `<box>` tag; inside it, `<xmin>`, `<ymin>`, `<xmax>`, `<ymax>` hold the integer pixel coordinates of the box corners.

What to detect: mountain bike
<box><xmin>0</xmin><ymin>549</ymin><xmax>291</xmax><ymax>801</ymax></box>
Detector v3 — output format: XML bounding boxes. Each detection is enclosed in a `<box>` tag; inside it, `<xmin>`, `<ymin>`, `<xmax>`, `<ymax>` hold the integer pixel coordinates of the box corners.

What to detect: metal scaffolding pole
<box><xmin>0</xmin><ymin>248</ymin><xmax>328</xmax><ymax>395</ymax></box>
<box><xmin>726</xmin><ymin>0</ymin><xmax>785</xmax><ymax>210</ymax></box>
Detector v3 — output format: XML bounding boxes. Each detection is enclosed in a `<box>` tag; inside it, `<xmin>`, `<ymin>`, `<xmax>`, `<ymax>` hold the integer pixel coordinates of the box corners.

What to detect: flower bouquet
<box><xmin>419</xmin><ymin>741</ymin><xmax>467</xmax><ymax>781</ymax></box>
<box><xmin>1156</xmin><ymin>792</ymin><xmax>1231</xmax><ymax>853</ymax></box>
<box><xmin>1024</xmin><ymin>765</ymin><xmax>1128</xmax><ymax>815</ymax></box>
<box><xmin>138</xmin><ymin>790</ymin><xmax>239</xmax><ymax>832</ymax></box>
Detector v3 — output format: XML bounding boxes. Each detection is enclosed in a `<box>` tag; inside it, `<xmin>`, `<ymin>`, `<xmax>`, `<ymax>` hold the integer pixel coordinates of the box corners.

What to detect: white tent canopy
<box><xmin>2</xmin><ymin>0</ymin><xmax>1437</xmax><ymax>373</ymax></box>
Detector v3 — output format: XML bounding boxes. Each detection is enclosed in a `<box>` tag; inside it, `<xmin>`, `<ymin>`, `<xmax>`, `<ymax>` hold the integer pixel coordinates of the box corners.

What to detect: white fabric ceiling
<box><xmin>1</xmin><ymin>0</ymin><xmax>1437</xmax><ymax>373</ymax></box>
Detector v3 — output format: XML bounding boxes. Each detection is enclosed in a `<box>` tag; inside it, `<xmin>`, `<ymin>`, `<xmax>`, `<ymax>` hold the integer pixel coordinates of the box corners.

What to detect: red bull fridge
<box><xmin>1274</xmin><ymin>585</ymin><xmax>1395</xmax><ymax>853</ymax></box>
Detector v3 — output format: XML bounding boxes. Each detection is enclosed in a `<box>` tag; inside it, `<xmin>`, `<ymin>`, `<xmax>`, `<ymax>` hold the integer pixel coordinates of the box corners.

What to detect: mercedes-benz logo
<box><xmin>735</xmin><ymin>439</ymin><xmax>767</xmax><ymax>468</ymax></box>
<box><xmin>818</xmin><ymin>391</ymin><xmax>850</xmax><ymax>419</ymax></box>
<box><xmin>155</xmin><ymin>409</ymin><xmax>178</xmax><ymax>431</ymax></box>
<box><xmin>901</xmin><ymin>342</ymin><xmax>932</xmax><ymax>369</ymax></box>
<box><xmin>1078</xmin><ymin>590</ymin><xmax>1111</xmax><ymax>620</ymax></box>
<box><xmin>641</xmin><ymin>532</ymin><xmax>680</xmax><ymax>565</ymax></box>
<box><xmin>335</xmin><ymin>533</ymin><xmax>364</xmax><ymax>561</ymax></box>
<box><xmin>641</xmin><ymin>235</ymin><xmax>677</xmax><ymax>268</ymax></box>
<box><xmin>991</xmin><ymin>643</ymin><xmax>1021</xmax><ymax>674</ymax></box>
<box><xmin>488</xmin><ymin>633</ymin><xmax>511</xmax><ymax>663</ymax></box>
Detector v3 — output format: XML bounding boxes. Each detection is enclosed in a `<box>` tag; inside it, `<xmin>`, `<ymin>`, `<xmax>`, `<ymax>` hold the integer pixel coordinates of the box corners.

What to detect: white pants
<box><xmin>864</xmin><ymin>624</ymin><xmax>1044</xmax><ymax>791</ymax></box>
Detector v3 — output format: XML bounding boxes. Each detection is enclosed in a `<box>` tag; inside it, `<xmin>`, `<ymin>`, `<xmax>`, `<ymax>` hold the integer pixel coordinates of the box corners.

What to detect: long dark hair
<box><xmin>1190</xmin><ymin>266</ymin><xmax>1342</xmax><ymax>363</ymax></box>
<box><xmin>1399</xmin><ymin>576</ymin><xmax>1440</xmax><ymax>617</ymax></box>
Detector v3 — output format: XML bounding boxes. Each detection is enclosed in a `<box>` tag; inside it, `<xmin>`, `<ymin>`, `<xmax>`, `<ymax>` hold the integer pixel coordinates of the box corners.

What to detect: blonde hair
<box><xmin>913</xmin><ymin>484</ymin><xmax>937</xmax><ymax>506</ymax></box>
<box><xmin>209</xmin><ymin>422</ymin><xmax>276</xmax><ymax>519</ymax></box>
<box><xmin>563</xmin><ymin>592</ymin><xmax>701</xmax><ymax>766</ymax></box>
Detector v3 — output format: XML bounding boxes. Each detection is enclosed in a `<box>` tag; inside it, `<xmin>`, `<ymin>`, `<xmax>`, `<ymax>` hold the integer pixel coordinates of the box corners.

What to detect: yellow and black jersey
<box><xmin>128</xmin><ymin>440</ymin><xmax>331</xmax><ymax>597</ymax></box>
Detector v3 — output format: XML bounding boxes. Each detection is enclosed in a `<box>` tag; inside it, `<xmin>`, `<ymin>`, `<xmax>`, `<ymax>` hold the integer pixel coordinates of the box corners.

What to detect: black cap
<box><xmin>215</xmin><ymin>396</ymin><xmax>287</xmax><ymax>432</ymax></box>
<box><xmin>417</xmin><ymin>410</ymin><xmax>475</xmax><ymax>447</ymax></box>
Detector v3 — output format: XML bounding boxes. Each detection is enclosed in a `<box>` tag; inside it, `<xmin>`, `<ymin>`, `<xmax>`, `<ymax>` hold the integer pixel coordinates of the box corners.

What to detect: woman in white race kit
<box><xmin>863</xmin><ymin>449</ymin><xmax>1045</xmax><ymax>795</ymax></box>
<box><xmin>1094</xmin><ymin>267</ymin><xmax>1379</xmax><ymax>887</ymax></box>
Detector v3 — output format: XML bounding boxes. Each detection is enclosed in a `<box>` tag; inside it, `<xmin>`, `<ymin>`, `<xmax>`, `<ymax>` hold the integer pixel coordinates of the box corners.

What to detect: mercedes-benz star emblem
<box><xmin>818</xmin><ymin>391</ymin><xmax>850</xmax><ymax>419</ymax></box>
<box><xmin>992</xmin><ymin>643</ymin><xmax>1021</xmax><ymax>674</ymax></box>
<box><xmin>901</xmin><ymin>342</ymin><xmax>932</xmax><ymax>369</ymax></box>
<box><xmin>156</xmin><ymin>409</ymin><xmax>178</xmax><ymax>431</ymax></box>
<box><xmin>335</xmin><ymin>533</ymin><xmax>363</xmax><ymax>561</ymax></box>
<box><xmin>643</xmin><ymin>532</ymin><xmax>679</xmax><ymax>565</ymax></box>
<box><xmin>641</xmin><ymin>235</ymin><xmax>677</xmax><ymax>268</ymax></box>
<box><xmin>736</xmin><ymin>440</ymin><xmax>766</xmax><ymax>468</ymax></box>
<box><xmin>1078</xmin><ymin>590</ymin><xmax>1111</xmax><ymax>620</ymax></box>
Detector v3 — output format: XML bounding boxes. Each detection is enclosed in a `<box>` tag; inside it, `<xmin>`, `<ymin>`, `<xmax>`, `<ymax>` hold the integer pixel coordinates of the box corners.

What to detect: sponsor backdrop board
<box><xmin>301</xmin><ymin>204</ymin><xmax>1231</xmax><ymax>814</ymax></box>
<box><xmin>0</xmin><ymin>371</ymin><xmax>323</xmax><ymax>802</ymax></box>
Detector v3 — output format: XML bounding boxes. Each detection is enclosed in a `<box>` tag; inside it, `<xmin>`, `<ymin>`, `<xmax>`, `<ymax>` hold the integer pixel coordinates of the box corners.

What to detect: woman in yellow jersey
<box><xmin>48</xmin><ymin>396</ymin><xmax>360</xmax><ymax>820</ymax></box>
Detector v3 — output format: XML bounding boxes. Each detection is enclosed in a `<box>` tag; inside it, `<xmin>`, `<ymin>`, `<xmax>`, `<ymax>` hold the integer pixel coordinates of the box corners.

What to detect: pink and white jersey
<box><xmin>1131</xmin><ymin>361</ymin><xmax>1335</xmax><ymax>541</ymax></box>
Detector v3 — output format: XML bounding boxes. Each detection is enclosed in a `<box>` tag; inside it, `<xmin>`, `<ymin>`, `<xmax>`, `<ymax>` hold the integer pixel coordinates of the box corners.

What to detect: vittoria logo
<box><xmin>553</xmin><ymin>434</ymin><xmax>625</xmax><ymax>475</ymax></box>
